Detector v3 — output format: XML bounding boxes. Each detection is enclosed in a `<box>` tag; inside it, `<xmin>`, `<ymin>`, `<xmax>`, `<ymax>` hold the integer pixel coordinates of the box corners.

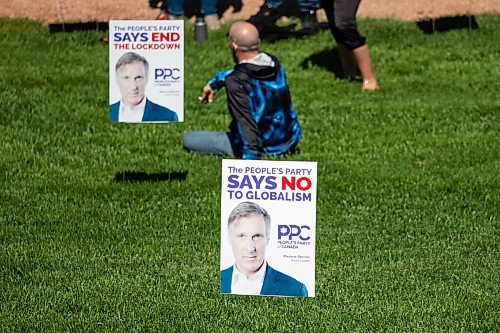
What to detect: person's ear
<box><xmin>230</xmin><ymin>41</ymin><xmax>238</xmax><ymax>52</ymax></box>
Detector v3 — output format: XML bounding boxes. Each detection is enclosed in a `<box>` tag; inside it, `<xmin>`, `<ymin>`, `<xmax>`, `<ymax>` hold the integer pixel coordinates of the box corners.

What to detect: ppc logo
<box><xmin>277</xmin><ymin>225</ymin><xmax>310</xmax><ymax>241</ymax></box>
<box><xmin>155</xmin><ymin>68</ymin><xmax>181</xmax><ymax>80</ymax></box>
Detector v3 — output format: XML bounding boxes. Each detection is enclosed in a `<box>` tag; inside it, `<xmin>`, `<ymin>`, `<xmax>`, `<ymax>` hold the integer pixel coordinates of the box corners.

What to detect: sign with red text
<box><xmin>109</xmin><ymin>20</ymin><xmax>183</xmax><ymax>123</ymax></box>
<box><xmin>220</xmin><ymin>160</ymin><xmax>317</xmax><ymax>297</ymax></box>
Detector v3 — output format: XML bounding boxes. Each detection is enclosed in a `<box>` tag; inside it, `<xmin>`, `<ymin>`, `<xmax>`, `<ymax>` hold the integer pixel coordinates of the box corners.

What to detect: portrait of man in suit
<box><xmin>220</xmin><ymin>201</ymin><xmax>308</xmax><ymax>297</ymax></box>
<box><xmin>110</xmin><ymin>52</ymin><xmax>178</xmax><ymax>122</ymax></box>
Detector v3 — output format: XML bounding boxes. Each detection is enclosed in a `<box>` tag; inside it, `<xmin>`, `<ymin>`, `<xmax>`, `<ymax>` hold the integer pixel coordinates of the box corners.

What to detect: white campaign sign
<box><xmin>109</xmin><ymin>20</ymin><xmax>184</xmax><ymax>122</ymax></box>
<box><xmin>220</xmin><ymin>159</ymin><xmax>317</xmax><ymax>297</ymax></box>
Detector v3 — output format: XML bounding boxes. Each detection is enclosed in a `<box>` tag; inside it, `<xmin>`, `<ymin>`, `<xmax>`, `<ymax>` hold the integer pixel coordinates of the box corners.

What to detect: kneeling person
<box><xmin>183</xmin><ymin>21</ymin><xmax>301</xmax><ymax>160</ymax></box>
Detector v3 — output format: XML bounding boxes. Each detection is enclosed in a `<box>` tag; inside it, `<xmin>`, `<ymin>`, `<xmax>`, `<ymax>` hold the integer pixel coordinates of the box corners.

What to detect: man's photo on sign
<box><xmin>109</xmin><ymin>52</ymin><xmax>178</xmax><ymax>123</ymax></box>
<box><xmin>220</xmin><ymin>201</ymin><xmax>308</xmax><ymax>297</ymax></box>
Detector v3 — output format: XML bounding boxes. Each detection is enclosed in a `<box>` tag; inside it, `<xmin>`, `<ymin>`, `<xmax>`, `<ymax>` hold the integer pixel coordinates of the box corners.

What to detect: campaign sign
<box><xmin>109</xmin><ymin>20</ymin><xmax>184</xmax><ymax>123</ymax></box>
<box><xmin>220</xmin><ymin>159</ymin><xmax>317</xmax><ymax>297</ymax></box>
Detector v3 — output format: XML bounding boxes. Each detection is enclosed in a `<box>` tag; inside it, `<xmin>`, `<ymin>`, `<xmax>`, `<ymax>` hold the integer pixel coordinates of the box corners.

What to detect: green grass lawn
<box><xmin>0</xmin><ymin>15</ymin><xmax>499</xmax><ymax>332</ymax></box>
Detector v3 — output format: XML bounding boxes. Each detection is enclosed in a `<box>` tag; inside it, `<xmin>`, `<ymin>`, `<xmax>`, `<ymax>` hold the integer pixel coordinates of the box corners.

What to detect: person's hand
<box><xmin>199</xmin><ymin>83</ymin><xmax>215</xmax><ymax>104</ymax></box>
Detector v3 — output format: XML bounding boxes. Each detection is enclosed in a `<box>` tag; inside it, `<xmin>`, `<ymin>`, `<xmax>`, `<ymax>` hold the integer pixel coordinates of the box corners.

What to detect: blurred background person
<box><xmin>253</xmin><ymin>0</ymin><xmax>321</xmax><ymax>33</ymax></box>
<box><xmin>320</xmin><ymin>0</ymin><xmax>378</xmax><ymax>91</ymax></box>
<box><xmin>151</xmin><ymin>0</ymin><xmax>221</xmax><ymax>29</ymax></box>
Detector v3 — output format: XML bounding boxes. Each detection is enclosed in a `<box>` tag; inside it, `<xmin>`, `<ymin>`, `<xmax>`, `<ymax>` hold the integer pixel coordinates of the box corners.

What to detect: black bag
<box><xmin>247</xmin><ymin>2</ymin><xmax>311</xmax><ymax>42</ymax></box>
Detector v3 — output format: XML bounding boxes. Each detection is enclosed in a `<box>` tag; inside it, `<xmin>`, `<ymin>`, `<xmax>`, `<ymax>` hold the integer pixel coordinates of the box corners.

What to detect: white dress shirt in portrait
<box><xmin>118</xmin><ymin>98</ymin><xmax>146</xmax><ymax>123</ymax></box>
<box><xmin>231</xmin><ymin>261</ymin><xmax>267</xmax><ymax>295</ymax></box>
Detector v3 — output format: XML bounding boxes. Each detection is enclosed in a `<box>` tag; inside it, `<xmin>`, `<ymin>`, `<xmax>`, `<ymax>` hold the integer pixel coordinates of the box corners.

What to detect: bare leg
<box><xmin>352</xmin><ymin>44</ymin><xmax>378</xmax><ymax>91</ymax></box>
<box><xmin>204</xmin><ymin>14</ymin><xmax>220</xmax><ymax>30</ymax></box>
<box><xmin>338</xmin><ymin>44</ymin><xmax>357</xmax><ymax>80</ymax></box>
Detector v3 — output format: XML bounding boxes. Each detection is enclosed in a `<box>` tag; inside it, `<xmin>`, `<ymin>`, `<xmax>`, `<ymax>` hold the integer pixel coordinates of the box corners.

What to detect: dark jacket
<box><xmin>209</xmin><ymin>53</ymin><xmax>301</xmax><ymax>159</ymax></box>
<box><xmin>109</xmin><ymin>98</ymin><xmax>178</xmax><ymax>122</ymax></box>
<box><xmin>220</xmin><ymin>264</ymin><xmax>308</xmax><ymax>297</ymax></box>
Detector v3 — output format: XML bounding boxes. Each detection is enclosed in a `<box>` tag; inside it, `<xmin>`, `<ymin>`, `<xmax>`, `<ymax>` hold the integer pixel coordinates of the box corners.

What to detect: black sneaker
<box><xmin>301</xmin><ymin>10</ymin><xmax>319</xmax><ymax>34</ymax></box>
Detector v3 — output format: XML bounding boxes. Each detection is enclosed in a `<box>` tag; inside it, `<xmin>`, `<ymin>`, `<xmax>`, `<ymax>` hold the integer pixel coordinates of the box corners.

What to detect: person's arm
<box><xmin>199</xmin><ymin>69</ymin><xmax>234</xmax><ymax>104</ymax></box>
<box><xmin>226</xmin><ymin>77</ymin><xmax>260</xmax><ymax>160</ymax></box>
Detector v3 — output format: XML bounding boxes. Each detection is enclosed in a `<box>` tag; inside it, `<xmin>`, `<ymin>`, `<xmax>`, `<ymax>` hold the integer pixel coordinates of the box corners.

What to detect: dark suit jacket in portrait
<box><xmin>220</xmin><ymin>264</ymin><xmax>308</xmax><ymax>297</ymax></box>
<box><xmin>109</xmin><ymin>99</ymin><xmax>178</xmax><ymax>122</ymax></box>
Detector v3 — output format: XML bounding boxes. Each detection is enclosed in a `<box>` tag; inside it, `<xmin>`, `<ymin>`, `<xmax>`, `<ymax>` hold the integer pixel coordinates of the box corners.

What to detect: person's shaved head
<box><xmin>228</xmin><ymin>22</ymin><xmax>260</xmax><ymax>52</ymax></box>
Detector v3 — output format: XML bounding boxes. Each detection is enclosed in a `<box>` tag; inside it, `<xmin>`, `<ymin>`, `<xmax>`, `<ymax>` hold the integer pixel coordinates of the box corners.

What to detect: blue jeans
<box><xmin>266</xmin><ymin>0</ymin><xmax>319</xmax><ymax>12</ymax></box>
<box><xmin>183</xmin><ymin>131</ymin><xmax>236</xmax><ymax>156</ymax></box>
<box><xmin>169</xmin><ymin>0</ymin><xmax>218</xmax><ymax>16</ymax></box>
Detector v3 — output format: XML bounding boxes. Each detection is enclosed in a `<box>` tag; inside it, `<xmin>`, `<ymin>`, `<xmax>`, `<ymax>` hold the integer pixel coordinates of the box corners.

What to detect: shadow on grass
<box><xmin>416</xmin><ymin>15</ymin><xmax>478</xmax><ymax>34</ymax></box>
<box><xmin>114</xmin><ymin>171</ymin><xmax>188</xmax><ymax>183</ymax></box>
<box><xmin>49</xmin><ymin>22</ymin><xmax>109</xmax><ymax>33</ymax></box>
<box><xmin>300</xmin><ymin>47</ymin><xmax>344</xmax><ymax>78</ymax></box>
